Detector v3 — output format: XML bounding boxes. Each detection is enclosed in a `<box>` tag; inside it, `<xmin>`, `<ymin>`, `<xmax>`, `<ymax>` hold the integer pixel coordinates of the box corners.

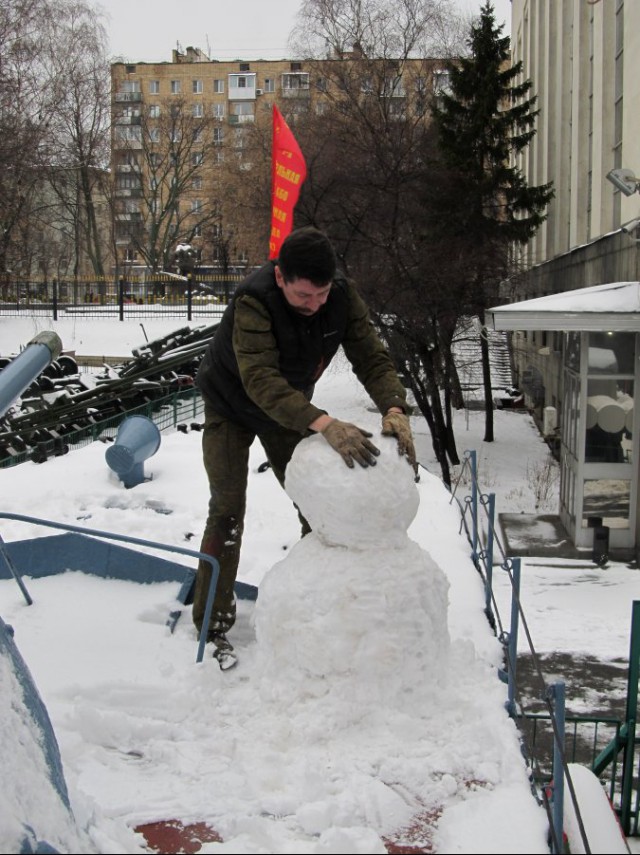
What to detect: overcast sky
<box><xmin>96</xmin><ymin>0</ymin><xmax>512</xmax><ymax>63</ymax></box>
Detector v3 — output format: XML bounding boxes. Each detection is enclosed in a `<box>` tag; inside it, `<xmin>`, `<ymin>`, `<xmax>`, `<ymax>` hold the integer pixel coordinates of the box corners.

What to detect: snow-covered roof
<box><xmin>488</xmin><ymin>281</ymin><xmax>640</xmax><ymax>331</ymax></box>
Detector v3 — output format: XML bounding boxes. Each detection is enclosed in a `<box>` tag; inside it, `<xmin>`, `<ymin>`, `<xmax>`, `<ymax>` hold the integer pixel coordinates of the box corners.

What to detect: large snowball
<box><xmin>253</xmin><ymin>432</ymin><xmax>450</xmax><ymax>711</ymax></box>
<box><xmin>284</xmin><ymin>434</ymin><xmax>420</xmax><ymax>549</ymax></box>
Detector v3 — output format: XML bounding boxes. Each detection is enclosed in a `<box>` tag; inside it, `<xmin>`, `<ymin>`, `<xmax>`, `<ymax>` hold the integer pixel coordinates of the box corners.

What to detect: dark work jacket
<box><xmin>196</xmin><ymin>261</ymin><xmax>350</xmax><ymax>432</ymax></box>
<box><xmin>196</xmin><ymin>261</ymin><xmax>408</xmax><ymax>434</ymax></box>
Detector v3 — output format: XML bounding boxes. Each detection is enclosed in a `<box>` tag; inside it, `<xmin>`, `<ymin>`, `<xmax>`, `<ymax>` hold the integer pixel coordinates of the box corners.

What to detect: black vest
<box><xmin>196</xmin><ymin>261</ymin><xmax>350</xmax><ymax>431</ymax></box>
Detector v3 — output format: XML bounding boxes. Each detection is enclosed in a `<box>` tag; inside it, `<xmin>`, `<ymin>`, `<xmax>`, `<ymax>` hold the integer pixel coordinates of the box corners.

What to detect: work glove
<box><xmin>320</xmin><ymin>419</ymin><xmax>380</xmax><ymax>469</ymax></box>
<box><xmin>381</xmin><ymin>411</ymin><xmax>418</xmax><ymax>475</ymax></box>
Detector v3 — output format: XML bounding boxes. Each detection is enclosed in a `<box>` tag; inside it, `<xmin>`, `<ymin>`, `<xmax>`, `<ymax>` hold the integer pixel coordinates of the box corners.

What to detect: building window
<box><xmin>192</xmin><ymin>103</ymin><xmax>203</xmax><ymax>118</ymax></box>
<box><xmin>171</xmin><ymin>79</ymin><xmax>181</xmax><ymax>94</ymax></box>
<box><xmin>282</xmin><ymin>72</ymin><xmax>309</xmax><ymax>91</ymax></box>
<box><xmin>192</xmin><ymin>127</ymin><xmax>202</xmax><ymax>142</ymax></box>
<box><xmin>149</xmin><ymin>80</ymin><xmax>160</xmax><ymax>94</ymax></box>
<box><xmin>193</xmin><ymin>225</ymin><xmax>202</xmax><ymax>237</ymax></box>
<box><xmin>119</xmin><ymin>105</ymin><xmax>141</xmax><ymax>121</ymax></box>
<box><xmin>121</xmin><ymin>80</ymin><xmax>140</xmax><ymax>93</ymax></box>
<box><xmin>149</xmin><ymin>152</ymin><xmax>161</xmax><ymax>167</ymax></box>
<box><xmin>212</xmin><ymin>103</ymin><xmax>225</xmax><ymax>120</ymax></box>
<box><xmin>228</xmin><ymin>73</ymin><xmax>256</xmax><ymax>98</ymax></box>
<box><xmin>171</xmin><ymin>129</ymin><xmax>182</xmax><ymax>143</ymax></box>
<box><xmin>213</xmin><ymin>127</ymin><xmax>224</xmax><ymax>145</ymax></box>
<box><xmin>192</xmin><ymin>79</ymin><xmax>203</xmax><ymax>94</ymax></box>
<box><xmin>361</xmin><ymin>76</ymin><xmax>374</xmax><ymax>95</ymax></box>
<box><xmin>239</xmin><ymin>62</ymin><xmax>250</xmax><ymax>72</ymax></box>
<box><xmin>192</xmin><ymin>176</ymin><xmax>203</xmax><ymax>190</ymax></box>
<box><xmin>149</xmin><ymin>104</ymin><xmax>160</xmax><ymax>118</ymax></box>
<box><xmin>213</xmin><ymin>79</ymin><xmax>224</xmax><ymax>93</ymax></box>
<box><xmin>290</xmin><ymin>62</ymin><xmax>302</xmax><ymax>71</ymax></box>
<box><xmin>264</xmin><ymin>78</ymin><xmax>275</xmax><ymax>93</ymax></box>
<box><xmin>316</xmin><ymin>77</ymin><xmax>327</xmax><ymax>92</ymax></box>
<box><xmin>117</xmin><ymin>173</ymin><xmax>140</xmax><ymax>189</ymax></box>
<box><xmin>231</xmin><ymin>101</ymin><xmax>254</xmax><ymax>118</ymax></box>
<box><xmin>191</xmin><ymin>152</ymin><xmax>204</xmax><ymax>166</ymax></box>
<box><xmin>148</xmin><ymin>128</ymin><xmax>160</xmax><ymax>143</ymax></box>
<box><xmin>116</xmin><ymin>126</ymin><xmax>142</xmax><ymax>142</ymax></box>
<box><xmin>191</xmin><ymin>199</ymin><xmax>202</xmax><ymax>213</ymax></box>
<box><xmin>433</xmin><ymin>69</ymin><xmax>451</xmax><ymax>95</ymax></box>
<box><xmin>383</xmin><ymin>76</ymin><xmax>405</xmax><ymax>98</ymax></box>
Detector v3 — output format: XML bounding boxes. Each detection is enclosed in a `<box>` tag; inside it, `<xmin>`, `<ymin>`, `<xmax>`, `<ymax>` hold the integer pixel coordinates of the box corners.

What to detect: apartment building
<box><xmin>110</xmin><ymin>46</ymin><xmax>442</xmax><ymax>274</ymax></box>
<box><xmin>111</xmin><ymin>48</ymin><xmax>312</xmax><ymax>272</ymax></box>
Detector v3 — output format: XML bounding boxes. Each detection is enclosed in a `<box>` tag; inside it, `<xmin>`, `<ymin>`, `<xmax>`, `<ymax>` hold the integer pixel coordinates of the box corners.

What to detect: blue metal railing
<box><xmin>450</xmin><ymin>449</ymin><xmax>638</xmax><ymax>852</ymax></box>
<box><xmin>0</xmin><ymin>511</ymin><xmax>219</xmax><ymax>664</ymax></box>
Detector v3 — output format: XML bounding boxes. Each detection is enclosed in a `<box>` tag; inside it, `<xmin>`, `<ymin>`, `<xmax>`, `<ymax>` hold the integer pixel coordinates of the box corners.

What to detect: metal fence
<box><xmin>0</xmin><ymin>274</ymin><xmax>245</xmax><ymax>320</ymax></box>
<box><xmin>0</xmin><ymin>387</ymin><xmax>205</xmax><ymax>469</ymax></box>
<box><xmin>451</xmin><ymin>449</ymin><xmax>639</xmax><ymax>850</ymax></box>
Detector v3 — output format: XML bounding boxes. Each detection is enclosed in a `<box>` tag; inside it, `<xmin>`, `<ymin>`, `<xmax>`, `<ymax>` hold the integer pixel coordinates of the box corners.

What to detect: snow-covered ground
<box><xmin>0</xmin><ymin>315</ymin><xmax>637</xmax><ymax>854</ymax></box>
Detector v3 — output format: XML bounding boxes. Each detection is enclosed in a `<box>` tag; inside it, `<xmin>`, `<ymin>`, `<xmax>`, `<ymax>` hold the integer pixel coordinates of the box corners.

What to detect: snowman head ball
<box><xmin>285</xmin><ymin>433</ymin><xmax>419</xmax><ymax>549</ymax></box>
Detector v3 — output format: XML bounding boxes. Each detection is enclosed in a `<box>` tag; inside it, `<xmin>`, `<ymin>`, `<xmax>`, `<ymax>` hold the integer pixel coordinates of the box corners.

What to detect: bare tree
<box><xmin>291</xmin><ymin>0</ymin><xmax>466</xmax><ymax>59</ymax></box>
<box><xmin>114</xmin><ymin>97</ymin><xmax>234</xmax><ymax>275</ymax></box>
<box><xmin>44</xmin><ymin>2</ymin><xmax>112</xmax><ymax>277</ymax></box>
<box><xmin>0</xmin><ymin>0</ymin><xmax>111</xmax><ymax>280</ymax></box>
<box><xmin>279</xmin><ymin>0</ymin><xmax>475</xmax><ymax>483</ymax></box>
<box><xmin>0</xmin><ymin>0</ymin><xmax>59</xmax><ymax>275</ymax></box>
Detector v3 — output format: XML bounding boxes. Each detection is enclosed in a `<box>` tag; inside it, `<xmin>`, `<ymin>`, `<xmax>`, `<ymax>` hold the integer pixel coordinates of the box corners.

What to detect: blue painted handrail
<box><xmin>0</xmin><ymin>511</ymin><xmax>218</xmax><ymax>663</ymax></box>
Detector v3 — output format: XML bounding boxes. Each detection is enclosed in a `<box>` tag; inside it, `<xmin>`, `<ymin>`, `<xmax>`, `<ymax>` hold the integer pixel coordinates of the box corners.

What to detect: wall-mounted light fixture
<box><xmin>620</xmin><ymin>218</ymin><xmax>640</xmax><ymax>243</ymax></box>
<box><xmin>606</xmin><ymin>168</ymin><xmax>640</xmax><ymax>196</ymax></box>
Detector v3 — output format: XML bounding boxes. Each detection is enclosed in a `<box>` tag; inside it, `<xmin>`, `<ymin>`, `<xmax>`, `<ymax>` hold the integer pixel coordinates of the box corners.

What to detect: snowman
<box><xmin>253</xmin><ymin>433</ymin><xmax>450</xmax><ymax>713</ymax></box>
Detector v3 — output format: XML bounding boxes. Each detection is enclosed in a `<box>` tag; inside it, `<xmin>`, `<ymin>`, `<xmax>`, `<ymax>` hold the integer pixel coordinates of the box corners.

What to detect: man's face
<box><xmin>275</xmin><ymin>265</ymin><xmax>331</xmax><ymax>316</ymax></box>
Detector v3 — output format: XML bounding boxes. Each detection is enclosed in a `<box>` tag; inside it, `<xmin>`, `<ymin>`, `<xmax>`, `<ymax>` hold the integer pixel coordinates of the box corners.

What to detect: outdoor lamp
<box><xmin>606</xmin><ymin>168</ymin><xmax>640</xmax><ymax>196</ymax></box>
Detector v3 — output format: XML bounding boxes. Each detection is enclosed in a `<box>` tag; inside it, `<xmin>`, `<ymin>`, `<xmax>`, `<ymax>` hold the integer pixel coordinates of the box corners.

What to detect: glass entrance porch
<box><xmin>560</xmin><ymin>331</ymin><xmax>638</xmax><ymax>550</ymax></box>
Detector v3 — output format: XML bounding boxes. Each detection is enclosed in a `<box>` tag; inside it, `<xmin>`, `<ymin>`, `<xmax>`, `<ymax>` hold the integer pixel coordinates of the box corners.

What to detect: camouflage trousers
<box><xmin>192</xmin><ymin>402</ymin><xmax>310</xmax><ymax>638</ymax></box>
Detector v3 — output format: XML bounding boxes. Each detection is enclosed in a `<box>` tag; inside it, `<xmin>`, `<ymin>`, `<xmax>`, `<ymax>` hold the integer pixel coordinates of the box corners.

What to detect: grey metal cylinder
<box><xmin>0</xmin><ymin>331</ymin><xmax>63</xmax><ymax>419</ymax></box>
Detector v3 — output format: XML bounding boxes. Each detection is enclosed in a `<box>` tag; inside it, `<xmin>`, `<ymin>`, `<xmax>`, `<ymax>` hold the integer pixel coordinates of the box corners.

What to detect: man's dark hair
<box><xmin>277</xmin><ymin>227</ymin><xmax>336</xmax><ymax>286</ymax></box>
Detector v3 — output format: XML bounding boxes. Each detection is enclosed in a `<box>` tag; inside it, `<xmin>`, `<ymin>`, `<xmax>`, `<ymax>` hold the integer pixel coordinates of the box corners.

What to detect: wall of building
<box><xmin>508</xmin><ymin>0</ymin><xmax>640</xmax><ymax>404</ymax></box>
<box><xmin>508</xmin><ymin>0</ymin><xmax>640</xmax><ymax>556</ymax></box>
<box><xmin>511</xmin><ymin>0</ymin><xmax>640</xmax><ymax>266</ymax></box>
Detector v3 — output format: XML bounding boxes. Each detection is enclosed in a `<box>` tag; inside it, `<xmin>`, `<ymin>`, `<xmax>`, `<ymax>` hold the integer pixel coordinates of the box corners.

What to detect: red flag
<box><xmin>269</xmin><ymin>105</ymin><xmax>307</xmax><ymax>259</ymax></box>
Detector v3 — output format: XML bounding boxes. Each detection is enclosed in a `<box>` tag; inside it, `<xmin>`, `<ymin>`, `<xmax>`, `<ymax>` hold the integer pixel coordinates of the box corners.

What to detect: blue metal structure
<box><xmin>451</xmin><ymin>449</ymin><xmax>638</xmax><ymax>851</ymax></box>
<box><xmin>0</xmin><ymin>331</ymin><xmax>62</xmax><ymax>419</ymax></box>
<box><xmin>105</xmin><ymin>415</ymin><xmax>161</xmax><ymax>487</ymax></box>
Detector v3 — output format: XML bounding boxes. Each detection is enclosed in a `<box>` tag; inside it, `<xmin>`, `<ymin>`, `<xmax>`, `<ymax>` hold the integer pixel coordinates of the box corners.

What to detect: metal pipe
<box><xmin>549</xmin><ymin>681</ymin><xmax>566</xmax><ymax>855</ymax></box>
<box><xmin>0</xmin><ymin>331</ymin><xmax>62</xmax><ymax>418</ymax></box>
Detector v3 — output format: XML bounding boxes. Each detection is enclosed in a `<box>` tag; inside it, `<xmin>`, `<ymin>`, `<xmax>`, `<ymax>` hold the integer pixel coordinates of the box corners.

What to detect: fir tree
<box><xmin>432</xmin><ymin>1</ymin><xmax>553</xmax><ymax>441</ymax></box>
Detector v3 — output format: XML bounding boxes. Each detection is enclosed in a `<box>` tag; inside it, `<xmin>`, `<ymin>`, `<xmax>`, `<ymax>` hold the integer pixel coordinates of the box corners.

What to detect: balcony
<box><xmin>281</xmin><ymin>86</ymin><xmax>310</xmax><ymax>99</ymax></box>
<box><xmin>113</xmin><ymin>138</ymin><xmax>142</xmax><ymax>150</ymax></box>
<box><xmin>115</xmin><ymin>114</ymin><xmax>142</xmax><ymax>125</ymax></box>
<box><xmin>228</xmin><ymin>73</ymin><xmax>257</xmax><ymax>101</ymax></box>
<box><xmin>281</xmin><ymin>73</ymin><xmax>310</xmax><ymax>98</ymax></box>
<box><xmin>228</xmin><ymin>114</ymin><xmax>255</xmax><ymax>125</ymax></box>
<box><xmin>115</xmin><ymin>92</ymin><xmax>142</xmax><ymax>103</ymax></box>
